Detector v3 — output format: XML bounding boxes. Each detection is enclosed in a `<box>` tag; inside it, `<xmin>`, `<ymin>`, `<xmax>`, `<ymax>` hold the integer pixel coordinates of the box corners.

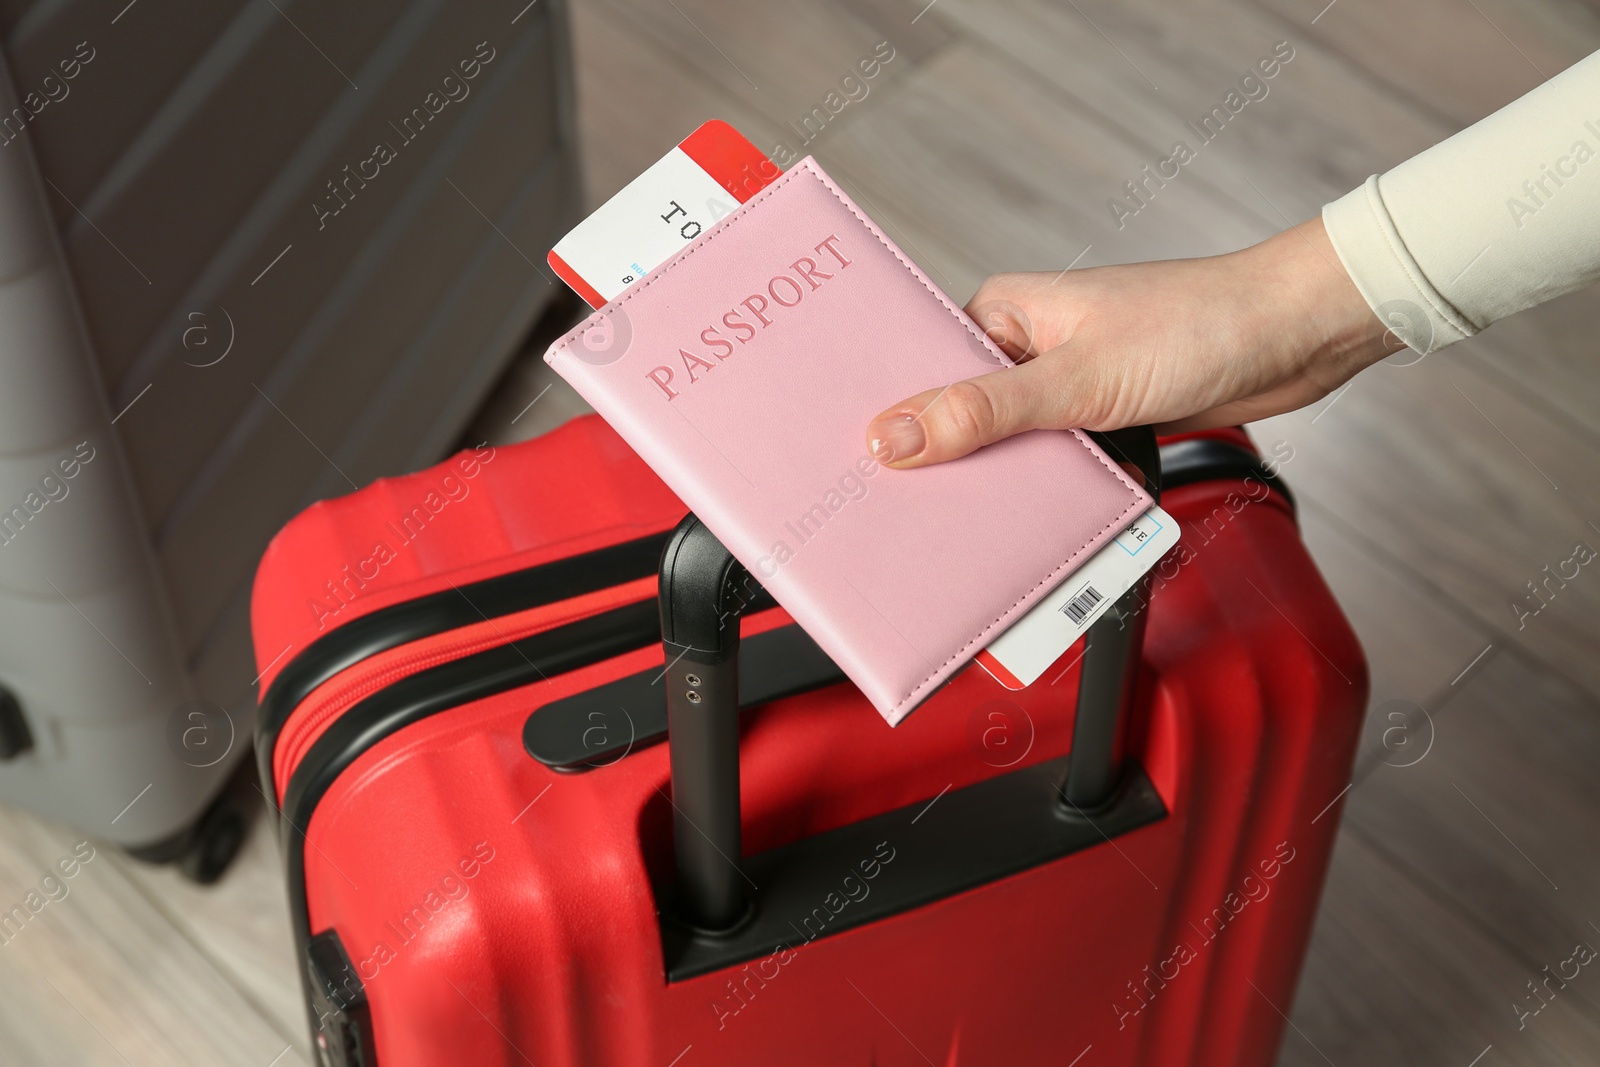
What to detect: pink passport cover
<box><xmin>545</xmin><ymin>158</ymin><xmax>1149</xmax><ymax>725</ymax></box>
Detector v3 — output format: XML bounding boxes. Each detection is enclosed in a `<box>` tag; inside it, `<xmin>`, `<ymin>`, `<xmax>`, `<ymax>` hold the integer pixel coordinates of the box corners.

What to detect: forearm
<box><xmin>1322</xmin><ymin>50</ymin><xmax>1600</xmax><ymax>354</ymax></box>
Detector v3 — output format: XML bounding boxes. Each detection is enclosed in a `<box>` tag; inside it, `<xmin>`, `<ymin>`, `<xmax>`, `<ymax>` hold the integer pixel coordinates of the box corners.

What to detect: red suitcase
<box><xmin>252</xmin><ymin>414</ymin><xmax>1365</xmax><ymax>1067</ymax></box>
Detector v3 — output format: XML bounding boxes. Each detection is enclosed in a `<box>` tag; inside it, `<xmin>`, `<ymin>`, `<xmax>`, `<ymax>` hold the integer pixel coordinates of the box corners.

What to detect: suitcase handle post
<box><xmin>1063</xmin><ymin>426</ymin><xmax>1161</xmax><ymax>809</ymax></box>
<box><xmin>658</xmin><ymin>514</ymin><xmax>757</xmax><ymax>932</ymax></box>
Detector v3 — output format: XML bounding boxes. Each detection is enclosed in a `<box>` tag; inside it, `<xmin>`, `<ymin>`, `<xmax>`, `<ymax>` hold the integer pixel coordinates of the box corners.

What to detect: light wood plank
<box><xmin>1282</xmin><ymin>829</ymin><xmax>1600</xmax><ymax>1066</ymax></box>
<box><xmin>570</xmin><ymin>0</ymin><xmax>987</xmax><ymax>297</ymax></box>
<box><xmin>822</xmin><ymin>41</ymin><xmax>1268</xmax><ymax>278</ymax></box>
<box><xmin>930</xmin><ymin>0</ymin><xmax>1447</xmax><ymax>229</ymax></box>
<box><xmin>1253</xmin><ymin>348</ymin><xmax>1600</xmax><ymax>703</ymax></box>
<box><xmin>571</xmin><ymin>0</ymin><xmax>776</xmax><ymax>207</ymax></box>
<box><xmin>114</xmin><ymin>803</ymin><xmax>310</xmax><ymax>1061</ymax></box>
<box><xmin>1457</xmin><ymin>286</ymin><xmax>1600</xmax><ymax>458</ymax></box>
<box><xmin>587</xmin><ymin>0</ymin><xmax>954</xmax><ymax>145</ymax></box>
<box><xmin>1248</xmin><ymin>0</ymin><xmax>1600</xmax><ymax>130</ymax></box>
<box><xmin>0</xmin><ymin>805</ymin><xmax>309</xmax><ymax>1066</ymax></box>
<box><xmin>1294</xmin><ymin>499</ymin><xmax>1495</xmax><ymax>776</ymax></box>
<box><xmin>1340</xmin><ymin>648</ymin><xmax>1600</xmax><ymax>1017</ymax></box>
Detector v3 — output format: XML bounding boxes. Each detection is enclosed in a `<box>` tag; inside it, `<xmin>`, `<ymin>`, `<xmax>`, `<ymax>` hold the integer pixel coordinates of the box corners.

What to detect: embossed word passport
<box><xmin>545</xmin><ymin>157</ymin><xmax>1150</xmax><ymax>725</ymax></box>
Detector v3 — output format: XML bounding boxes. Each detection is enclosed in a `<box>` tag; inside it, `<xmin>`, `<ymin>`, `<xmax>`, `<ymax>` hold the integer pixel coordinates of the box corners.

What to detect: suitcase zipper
<box><xmin>272</xmin><ymin>577</ymin><xmax>659</xmax><ymax>798</ymax></box>
<box><xmin>258</xmin><ymin>529</ymin><xmax>676</xmax><ymax>805</ymax></box>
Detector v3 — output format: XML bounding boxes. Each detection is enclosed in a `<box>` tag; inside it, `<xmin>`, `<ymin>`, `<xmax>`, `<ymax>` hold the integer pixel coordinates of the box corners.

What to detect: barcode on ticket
<box><xmin>980</xmin><ymin>505</ymin><xmax>1179</xmax><ymax>690</ymax></box>
<box><xmin>1061</xmin><ymin>585</ymin><xmax>1104</xmax><ymax>627</ymax></box>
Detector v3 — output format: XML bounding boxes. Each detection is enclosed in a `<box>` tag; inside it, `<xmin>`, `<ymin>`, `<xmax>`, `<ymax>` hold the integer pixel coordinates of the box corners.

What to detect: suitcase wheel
<box><xmin>174</xmin><ymin>792</ymin><xmax>248</xmax><ymax>885</ymax></box>
<box><xmin>125</xmin><ymin>788</ymin><xmax>250</xmax><ymax>885</ymax></box>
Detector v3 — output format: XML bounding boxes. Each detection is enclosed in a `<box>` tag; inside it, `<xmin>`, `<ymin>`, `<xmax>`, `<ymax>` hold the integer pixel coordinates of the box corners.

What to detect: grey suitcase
<box><xmin>0</xmin><ymin>0</ymin><xmax>581</xmax><ymax>878</ymax></box>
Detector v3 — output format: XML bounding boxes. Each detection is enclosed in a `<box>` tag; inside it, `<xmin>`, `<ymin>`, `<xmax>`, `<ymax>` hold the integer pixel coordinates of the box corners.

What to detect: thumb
<box><xmin>865</xmin><ymin>359</ymin><xmax>1065</xmax><ymax>468</ymax></box>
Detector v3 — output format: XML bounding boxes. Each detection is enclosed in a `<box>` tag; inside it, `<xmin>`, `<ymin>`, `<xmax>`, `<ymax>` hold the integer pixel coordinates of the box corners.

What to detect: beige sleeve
<box><xmin>1322</xmin><ymin>49</ymin><xmax>1600</xmax><ymax>354</ymax></box>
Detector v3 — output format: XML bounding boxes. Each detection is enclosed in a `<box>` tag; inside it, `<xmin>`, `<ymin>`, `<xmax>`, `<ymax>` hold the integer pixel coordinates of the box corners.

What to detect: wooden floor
<box><xmin>3</xmin><ymin>0</ymin><xmax>1599</xmax><ymax>1063</ymax></box>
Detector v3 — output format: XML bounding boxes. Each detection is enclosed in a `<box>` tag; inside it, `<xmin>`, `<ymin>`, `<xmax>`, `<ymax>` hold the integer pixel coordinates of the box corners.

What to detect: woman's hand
<box><xmin>865</xmin><ymin>217</ymin><xmax>1407</xmax><ymax>468</ymax></box>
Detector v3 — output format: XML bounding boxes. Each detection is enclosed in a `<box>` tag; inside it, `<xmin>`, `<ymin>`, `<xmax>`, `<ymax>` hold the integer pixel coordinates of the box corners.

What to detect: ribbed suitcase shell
<box><xmin>253</xmin><ymin>414</ymin><xmax>1365</xmax><ymax>1066</ymax></box>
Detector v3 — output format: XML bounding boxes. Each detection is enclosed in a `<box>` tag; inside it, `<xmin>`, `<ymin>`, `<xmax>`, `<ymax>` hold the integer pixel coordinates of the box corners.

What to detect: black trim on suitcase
<box><xmin>255</xmin><ymin>529</ymin><xmax>675</xmax><ymax>798</ymax></box>
<box><xmin>1158</xmin><ymin>437</ymin><xmax>1295</xmax><ymax>510</ymax></box>
<box><xmin>281</xmin><ymin>599</ymin><xmax>664</xmax><ymax>828</ymax></box>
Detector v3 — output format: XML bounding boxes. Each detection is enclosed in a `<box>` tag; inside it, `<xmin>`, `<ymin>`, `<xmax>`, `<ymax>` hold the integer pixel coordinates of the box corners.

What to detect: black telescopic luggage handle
<box><xmin>659</xmin><ymin>427</ymin><xmax>1161</xmax><ymax>932</ymax></box>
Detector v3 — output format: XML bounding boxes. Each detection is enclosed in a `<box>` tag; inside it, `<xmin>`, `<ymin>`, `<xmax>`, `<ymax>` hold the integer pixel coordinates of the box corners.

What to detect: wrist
<box><xmin>1249</xmin><ymin>215</ymin><xmax>1406</xmax><ymax>383</ymax></box>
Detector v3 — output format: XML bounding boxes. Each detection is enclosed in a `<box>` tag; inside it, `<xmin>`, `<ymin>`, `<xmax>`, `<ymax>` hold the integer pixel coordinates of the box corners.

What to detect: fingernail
<box><xmin>868</xmin><ymin>414</ymin><xmax>924</xmax><ymax>464</ymax></box>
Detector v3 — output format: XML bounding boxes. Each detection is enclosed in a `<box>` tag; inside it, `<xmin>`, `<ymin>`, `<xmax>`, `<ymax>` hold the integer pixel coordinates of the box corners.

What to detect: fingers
<box><xmin>866</xmin><ymin>360</ymin><xmax>1061</xmax><ymax>468</ymax></box>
